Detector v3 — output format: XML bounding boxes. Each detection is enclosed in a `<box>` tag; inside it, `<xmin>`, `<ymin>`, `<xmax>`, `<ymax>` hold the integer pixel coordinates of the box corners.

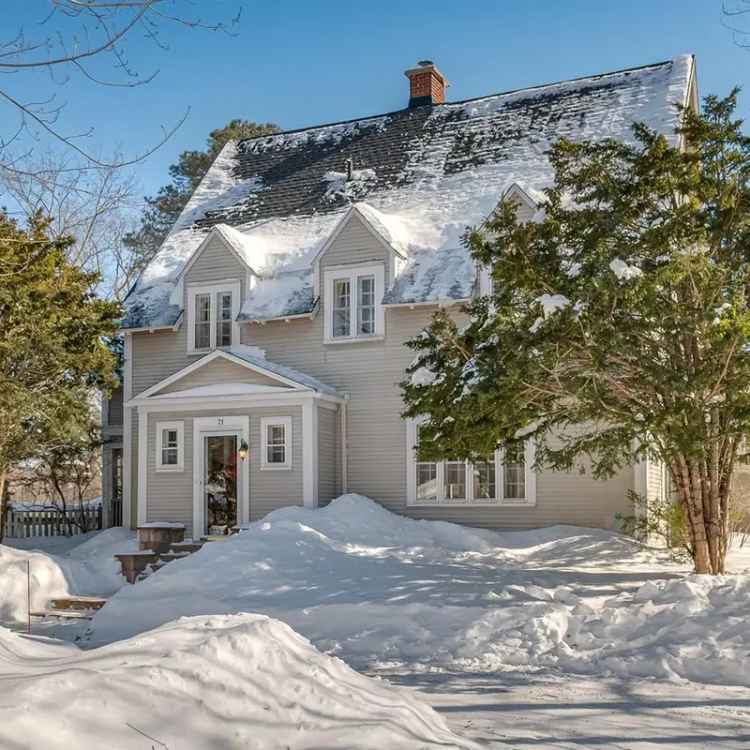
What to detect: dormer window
<box><xmin>187</xmin><ymin>280</ymin><xmax>240</xmax><ymax>353</ymax></box>
<box><xmin>324</xmin><ymin>265</ymin><xmax>384</xmax><ymax>343</ymax></box>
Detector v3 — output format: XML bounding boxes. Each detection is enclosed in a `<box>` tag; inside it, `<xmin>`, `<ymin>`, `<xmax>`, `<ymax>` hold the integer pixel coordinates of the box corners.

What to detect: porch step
<box><xmin>49</xmin><ymin>596</ymin><xmax>107</xmax><ymax>612</ymax></box>
<box><xmin>31</xmin><ymin>609</ymin><xmax>94</xmax><ymax>621</ymax></box>
<box><xmin>157</xmin><ymin>551</ymin><xmax>192</xmax><ymax>563</ymax></box>
<box><xmin>169</xmin><ymin>541</ymin><xmax>204</xmax><ymax>554</ymax></box>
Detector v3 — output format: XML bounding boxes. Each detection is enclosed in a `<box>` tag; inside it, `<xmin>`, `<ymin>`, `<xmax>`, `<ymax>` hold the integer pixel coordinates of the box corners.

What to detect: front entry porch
<box><xmin>125</xmin><ymin>346</ymin><xmax>345</xmax><ymax>537</ymax></box>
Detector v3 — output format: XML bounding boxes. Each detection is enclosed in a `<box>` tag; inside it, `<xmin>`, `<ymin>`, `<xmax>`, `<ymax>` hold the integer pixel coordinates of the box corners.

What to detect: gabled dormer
<box><xmin>312</xmin><ymin>204</ymin><xmax>406</xmax><ymax>344</ymax></box>
<box><xmin>477</xmin><ymin>183</ymin><xmax>545</xmax><ymax>296</ymax></box>
<box><xmin>171</xmin><ymin>224</ymin><xmax>261</xmax><ymax>354</ymax></box>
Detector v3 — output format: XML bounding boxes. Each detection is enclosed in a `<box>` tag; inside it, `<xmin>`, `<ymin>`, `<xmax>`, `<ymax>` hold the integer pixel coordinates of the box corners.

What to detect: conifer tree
<box><xmin>125</xmin><ymin>119</ymin><xmax>279</xmax><ymax>268</ymax></box>
<box><xmin>402</xmin><ymin>91</ymin><xmax>750</xmax><ymax>574</ymax></box>
<box><xmin>0</xmin><ymin>213</ymin><xmax>119</xmax><ymax>523</ymax></box>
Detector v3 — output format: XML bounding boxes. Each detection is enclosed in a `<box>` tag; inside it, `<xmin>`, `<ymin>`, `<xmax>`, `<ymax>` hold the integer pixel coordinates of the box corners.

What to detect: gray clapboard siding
<box><xmin>249</xmin><ymin>406</ymin><xmax>304</xmax><ymax>521</ymax></box>
<box><xmin>185</xmin><ymin>234</ymin><xmax>248</xmax><ymax>286</ymax></box>
<box><xmin>158</xmin><ymin>358</ymin><xmax>286</xmax><ymax>394</ymax></box>
<box><xmin>319</xmin><ymin>212</ymin><xmax>391</xmax><ymax>276</ymax></box>
<box><xmin>144</xmin><ymin>406</ymin><xmax>303</xmax><ymax>535</ymax></box>
<box><xmin>243</xmin><ymin>302</ymin><xmax>634</xmax><ymax>529</ymax></box>
<box><xmin>318</xmin><ymin>405</ymin><xmax>338</xmax><ymax>506</ymax></box>
<box><xmin>107</xmin><ymin>386</ymin><xmax>124</xmax><ymax>426</ymax></box>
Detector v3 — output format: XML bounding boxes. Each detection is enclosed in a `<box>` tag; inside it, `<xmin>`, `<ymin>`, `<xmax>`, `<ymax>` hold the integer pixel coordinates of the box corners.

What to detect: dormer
<box><xmin>478</xmin><ymin>183</ymin><xmax>545</xmax><ymax>296</ymax></box>
<box><xmin>312</xmin><ymin>204</ymin><xmax>407</xmax><ymax>344</ymax></box>
<box><xmin>172</xmin><ymin>224</ymin><xmax>262</xmax><ymax>354</ymax></box>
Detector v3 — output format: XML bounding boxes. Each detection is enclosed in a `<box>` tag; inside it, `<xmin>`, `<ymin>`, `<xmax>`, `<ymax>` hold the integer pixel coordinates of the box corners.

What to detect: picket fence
<box><xmin>6</xmin><ymin>506</ymin><xmax>102</xmax><ymax>539</ymax></box>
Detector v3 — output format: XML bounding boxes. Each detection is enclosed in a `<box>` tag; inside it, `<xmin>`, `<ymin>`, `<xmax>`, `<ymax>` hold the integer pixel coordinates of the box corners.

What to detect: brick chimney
<box><xmin>404</xmin><ymin>60</ymin><xmax>447</xmax><ymax>108</ymax></box>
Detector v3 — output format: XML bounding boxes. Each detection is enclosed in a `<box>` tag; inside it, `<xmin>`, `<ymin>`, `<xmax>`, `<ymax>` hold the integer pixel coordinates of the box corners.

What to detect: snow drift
<box><xmin>0</xmin><ymin>528</ymin><xmax>135</xmax><ymax>623</ymax></box>
<box><xmin>0</xmin><ymin>613</ymin><xmax>472</xmax><ymax>750</ymax></box>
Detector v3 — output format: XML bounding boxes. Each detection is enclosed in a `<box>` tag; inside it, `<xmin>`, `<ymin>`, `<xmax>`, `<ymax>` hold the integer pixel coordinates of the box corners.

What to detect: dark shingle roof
<box><xmin>122</xmin><ymin>56</ymin><xmax>694</xmax><ymax>329</ymax></box>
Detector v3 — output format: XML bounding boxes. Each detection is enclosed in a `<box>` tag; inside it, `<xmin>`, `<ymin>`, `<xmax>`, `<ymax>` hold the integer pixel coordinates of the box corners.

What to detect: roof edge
<box><xmin>236</xmin><ymin>57</ymin><xmax>680</xmax><ymax>148</ymax></box>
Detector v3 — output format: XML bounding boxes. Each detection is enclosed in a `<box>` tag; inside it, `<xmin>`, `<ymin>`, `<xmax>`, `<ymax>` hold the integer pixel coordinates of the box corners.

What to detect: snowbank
<box><xmin>86</xmin><ymin>495</ymin><xmax>750</xmax><ymax>688</ymax></box>
<box><xmin>0</xmin><ymin>614</ymin><xmax>472</xmax><ymax>749</ymax></box>
<box><xmin>0</xmin><ymin>528</ymin><xmax>135</xmax><ymax>623</ymax></box>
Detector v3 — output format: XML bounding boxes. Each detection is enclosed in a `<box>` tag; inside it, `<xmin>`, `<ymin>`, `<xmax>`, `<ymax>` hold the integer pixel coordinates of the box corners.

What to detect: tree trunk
<box><xmin>671</xmin><ymin>454</ymin><xmax>730</xmax><ymax>574</ymax></box>
<box><xmin>0</xmin><ymin>472</ymin><xmax>7</xmax><ymax>544</ymax></box>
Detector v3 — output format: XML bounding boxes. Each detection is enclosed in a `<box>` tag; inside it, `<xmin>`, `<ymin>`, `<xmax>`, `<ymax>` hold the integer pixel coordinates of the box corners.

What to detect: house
<box><xmin>103</xmin><ymin>56</ymin><xmax>698</xmax><ymax>537</ymax></box>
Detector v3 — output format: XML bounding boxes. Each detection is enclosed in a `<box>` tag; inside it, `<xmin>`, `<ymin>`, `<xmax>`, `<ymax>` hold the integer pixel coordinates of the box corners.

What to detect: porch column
<box><xmin>302</xmin><ymin>397</ymin><xmax>319</xmax><ymax>508</ymax></box>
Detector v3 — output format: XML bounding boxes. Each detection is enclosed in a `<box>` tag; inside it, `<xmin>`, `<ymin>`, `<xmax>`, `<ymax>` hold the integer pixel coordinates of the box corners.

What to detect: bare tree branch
<box><xmin>0</xmin><ymin>2</ymin><xmax>240</xmax><ymax>177</ymax></box>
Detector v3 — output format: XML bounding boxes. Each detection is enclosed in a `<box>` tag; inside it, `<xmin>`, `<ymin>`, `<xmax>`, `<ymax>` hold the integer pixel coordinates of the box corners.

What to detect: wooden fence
<box><xmin>5</xmin><ymin>506</ymin><xmax>102</xmax><ymax>539</ymax></box>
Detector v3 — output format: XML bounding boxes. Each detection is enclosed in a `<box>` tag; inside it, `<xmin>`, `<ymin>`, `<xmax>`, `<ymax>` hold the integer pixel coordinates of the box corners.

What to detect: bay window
<box><xmin>407</xmin><ymin>419</ymin><xmax>535</xmax><ymax>506</ymax></box>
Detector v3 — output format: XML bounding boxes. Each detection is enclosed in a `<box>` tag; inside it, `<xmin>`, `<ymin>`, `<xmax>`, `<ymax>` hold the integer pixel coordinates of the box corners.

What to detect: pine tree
<box><xmin>125</xmin><ymin>119</ymin><xmax>279</xmax><ymax>269</ymax></box>
<box><xmin>0</xmin><ymin>212</ymin><xmax>119</xmax><ymax>529</ymax></box>
<box><xmin>402</xmin><ymin>91</ymin><xmax>750</xmax><ymax>575</ymax></box>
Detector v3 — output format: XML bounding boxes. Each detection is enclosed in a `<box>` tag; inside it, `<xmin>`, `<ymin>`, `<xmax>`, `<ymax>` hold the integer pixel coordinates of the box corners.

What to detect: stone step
<box><xmin>49</xmin><ymin>596</ymin><xmax>107</xmax><ymax>611</ymax></box>
<box><xmin>169</xmin><ymin>541</ymin><xmax>204</xmax><ymax>554</ymax></box>
<box><xmin>157</xmin><ymin>551</ymin><xmax>191</xmax><ymax>563</ymax></box>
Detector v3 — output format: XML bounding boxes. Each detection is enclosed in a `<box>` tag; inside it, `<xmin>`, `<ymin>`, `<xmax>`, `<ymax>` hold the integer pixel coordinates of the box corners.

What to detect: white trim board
<box><xmin>131</xmin><ymin>348</ymin><xmax>307</xmax><ymax>404</ymax></box>
<box><xmin>260</xmin><ymin>416</ymin><xmax>293</xmax><ymax>470</ymax></box>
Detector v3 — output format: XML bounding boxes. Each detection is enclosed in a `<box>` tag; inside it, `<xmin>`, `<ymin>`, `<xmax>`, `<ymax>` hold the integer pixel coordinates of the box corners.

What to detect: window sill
<box><xmin>324</xmin><ymin>335</ymin><xmax>384</xmax><ymax>346</ymax></box>
<box><xmin>155</xmin><ymin>465</ymin><xmax>184</xmax><ymax>473</ymax></box>
<box><xmin>260</xmin><ymin>464</ymin><xmax>292</xmax><ymax>471</ymax></box>
<box><xmin>407</xmin><ymin>499</ymin><xmax>536</xmax><ymax>508</ymax></box>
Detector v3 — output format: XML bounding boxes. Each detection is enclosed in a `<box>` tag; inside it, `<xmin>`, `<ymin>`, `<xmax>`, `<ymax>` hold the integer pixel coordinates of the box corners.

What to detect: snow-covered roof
<box><xmin>122</xmin><ymin>56</ymin><xmax>695</xmax><ymax>329</ymax></box>
<box><xmin>225</xmin><ymin>345</ymin><xmax>339</xmax><ymax>396</ymax></box>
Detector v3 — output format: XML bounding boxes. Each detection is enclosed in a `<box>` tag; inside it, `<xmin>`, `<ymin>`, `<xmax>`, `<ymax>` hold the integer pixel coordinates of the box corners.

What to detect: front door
<box><xmin>204</xmin><ymin>434</ymin><xmax>238</xmax><ymax>535</ymax></box>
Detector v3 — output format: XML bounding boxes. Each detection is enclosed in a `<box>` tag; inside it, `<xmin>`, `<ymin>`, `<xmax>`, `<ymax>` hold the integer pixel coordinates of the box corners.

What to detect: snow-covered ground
<box><xmin>1</xmin><ymin>528</ymin><xmax>135</xmax><ymax>624</ymax></box>
<box><xmin>0</xmin><ymin>614</ymin><xmax>469</xmax><ymax>750</ymax></box>
<box><xmin>87</xmin><ymin>495</ymin><xmax>750</xmax><ymax>690</ymax></box>
<box><xmin>2</xmin><ymin>495</ymin><xmax>750</xmax><ymax>748</ymax></box>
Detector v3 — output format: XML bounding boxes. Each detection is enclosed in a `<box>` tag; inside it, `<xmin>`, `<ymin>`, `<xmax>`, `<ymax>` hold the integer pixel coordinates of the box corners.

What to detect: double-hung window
<box><xmin>156</xmin><ymin>421</ymin><xmax>184</xmax><ymax>472</ymax></box>
<box><xmin>187</xmin><ymin>281</ymin><xmax>240</xmax><ymax>353</ymax></box>
<box><xmin>260</xmin><ymin>417</ymin><xmax>292</xmax><ymax>470</ymax></box>
<box><xmin>324</xmin><ymin>265</ymin><xmax>384</xmax><ymax>343</ymax></box>
<box><xmin>408</xmin><ymin>419</ymin><xmax>535</xmax><ymax>506</ymax></box>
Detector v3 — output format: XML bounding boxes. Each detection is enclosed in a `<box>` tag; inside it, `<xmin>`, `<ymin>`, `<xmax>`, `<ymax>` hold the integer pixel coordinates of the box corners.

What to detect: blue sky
<box><xmin>3</xmin><ymin>1</ymin><xmax>750</xmax><ymax>202</ymax></box>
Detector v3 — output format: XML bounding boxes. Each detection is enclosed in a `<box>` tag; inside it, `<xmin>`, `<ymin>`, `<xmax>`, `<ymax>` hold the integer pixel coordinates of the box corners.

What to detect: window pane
<box><xmin>332</xmin><ymin>279</ymin><xmax>351</xmax><ymax>337</ymax></box>
<box><xmin>268</xmin><ymin>445</ymin><xmax>286</xmax><ymax>464</ymax></box>
<box><xmin>416</xmin><ymin>462</ymin><xmax>438</xmax><ymax>501</ymax></box>
<box><xmin>195</xmin><ymin>293</ymin><xmax>211</xmax><ymax>349</ymax></box>
<box><xmin>268</xmin><ymin>424</ymin><xmax>285</xmax><ymax>446</ymax></box>
<box><xmin>162</xmin><ymin>448</ymin><xmax>177</xmax><ymax>465</ymax></box>
<box><xmin>445</xmin><ymin>461</ymin><xmax>466</xmax><ymax>500</ymax></box>
<box><xmin>266</xmin><ymin>423</ymin><xmax>287</xmax><ymax>464</ymax></box>
<box><xmin>216</xmin><ymin>292</ymin><xmax>232</xmax><ymax>347</ymax></box>
<box><xmin>357</xmin><ymin>275</ymin><xmax>375</xmax><ymax>335</ymax></box>
<box><xmin>503</xmin><ymin>443</ymin><xmax>526</xmax><ymax>500</ymax></box>
<box><xmin>164</xmin><ymin>429</ymin><xmax>178</xmax><ymax>448</ymax></box>
<box><xmin>473</xmin><ymin>460</ymin><xmax>496</xmax><ymax>500</ymax></box>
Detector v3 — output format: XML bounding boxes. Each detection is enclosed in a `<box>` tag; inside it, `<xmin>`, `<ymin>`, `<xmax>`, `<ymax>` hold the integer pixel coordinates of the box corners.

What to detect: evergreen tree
<box><xmin>125</xmin><ymin>119</ymin><xmax>279</xmax><ymax>269</ymax></box>
<box><xmin>402</xmin><ymin>91</ymin><xmax>750</xmax><ymax>575</ymax></box>
<box><xmin>0</xmin><ymin>212</ymin><xmax>119</xmax><ymax>527</ymax></box>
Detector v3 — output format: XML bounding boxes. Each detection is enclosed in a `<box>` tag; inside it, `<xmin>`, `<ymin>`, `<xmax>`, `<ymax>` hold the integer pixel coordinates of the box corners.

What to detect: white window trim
<box><xmin>155</xmin><ymin>420</ymin><xmax>184</xmax><ymax>472</ymax></box>
<box><xmin>405</xmin><ymin>418</ymin><xmax>536</xmax><ymax>507</ymax></box>
<box><xmin>323</xmin><ymin>264</ymin><xmax>385</xmax><ymax>344</ymax></box>
<box><xmin>260</xmin><ymin>416</ymin><xmax>292</xmax><ymax>470</ymax></box>
<box><xmin>186</xmin><ymin>279</ymin><xmax>241</xmax><ymax>354</ymax></box>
